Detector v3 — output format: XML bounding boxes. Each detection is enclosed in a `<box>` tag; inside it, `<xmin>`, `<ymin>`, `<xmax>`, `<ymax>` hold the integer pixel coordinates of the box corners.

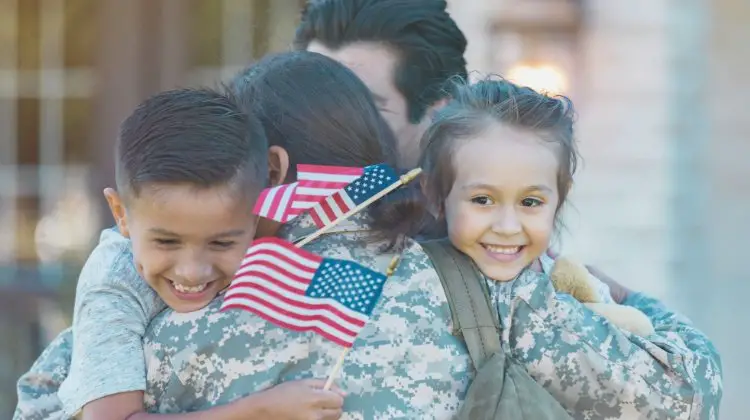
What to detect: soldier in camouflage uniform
<box><xmin>14</xmin><ymin>205</ymin><xmax>724</xmax><ymax>419</ymax></box>
<box><xmin>137</xmin><ymin>203</ymin><xmax>722</xmax><ymax>419</ymax></box>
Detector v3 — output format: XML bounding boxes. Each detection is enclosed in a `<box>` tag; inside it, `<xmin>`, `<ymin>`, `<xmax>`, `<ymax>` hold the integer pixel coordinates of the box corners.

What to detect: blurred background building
<box><xmin>1</xmin><ymin>0</ymin><xmax>747</xmax><ymax>417</ymax></box>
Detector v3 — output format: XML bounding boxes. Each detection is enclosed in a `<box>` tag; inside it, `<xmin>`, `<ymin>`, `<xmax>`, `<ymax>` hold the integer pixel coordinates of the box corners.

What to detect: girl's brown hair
<box><xmin>375</xmin><ymin>77</ymin><xmax>579</xmax><ymax>244</ymax></box>
<box><xmin>421</xmin><ymin>77</ymin><xmax>579</xmax><ymax>224</ymax></box>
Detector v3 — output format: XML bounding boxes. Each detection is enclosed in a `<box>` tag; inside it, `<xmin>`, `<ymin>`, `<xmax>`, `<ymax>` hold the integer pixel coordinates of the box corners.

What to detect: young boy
<box><xmin>54</xmin><ymin>88</ymin><xmax>344</xmax><ymax>420</ymax></box>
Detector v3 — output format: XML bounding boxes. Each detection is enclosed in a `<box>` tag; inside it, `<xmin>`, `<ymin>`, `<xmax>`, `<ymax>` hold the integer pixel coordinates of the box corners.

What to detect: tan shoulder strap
<box><xmin>420</xmin><ymin>239</ymin><xmax>501</xmax><ymax>370</ymax></box>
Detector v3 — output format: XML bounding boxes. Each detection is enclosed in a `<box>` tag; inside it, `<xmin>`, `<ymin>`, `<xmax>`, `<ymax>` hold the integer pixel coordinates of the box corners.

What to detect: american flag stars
<box><xmin>345</xmin><ymin>165</ymin><xmax>397</xmax><ymax>202</ymax></box>
<box><xmin>307</xmin><ymin>260</ymin><xmax>387</xmax><ymax>315</ymax></box>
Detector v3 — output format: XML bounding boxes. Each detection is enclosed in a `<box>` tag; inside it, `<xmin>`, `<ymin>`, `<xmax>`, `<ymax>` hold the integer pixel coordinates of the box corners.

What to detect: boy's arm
<box><xmin>59</xmin><ymin>237</ymin><xmax>165</xmax><ymax>417</ymax></box>
<box><xmin>83</xmin><ymin>381</ymin><xmax>345</xmax><ymax>420</ymax></box>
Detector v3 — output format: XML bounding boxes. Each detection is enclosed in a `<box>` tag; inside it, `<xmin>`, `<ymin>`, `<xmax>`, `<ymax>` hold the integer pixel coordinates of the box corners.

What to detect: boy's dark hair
<box><xmin>229</xmin><ymin>51</ymin><xmax>399</xmax><ymax>180</ymax></box>
<box><xmin>115</xmin><ymin>88</ymin><xmax>268</xmax><ymax>199</ymax></box>
<box><xmin>293</xmin><ymin>0</ymin><xmax>468</xmax><ymax>123</ymax></box>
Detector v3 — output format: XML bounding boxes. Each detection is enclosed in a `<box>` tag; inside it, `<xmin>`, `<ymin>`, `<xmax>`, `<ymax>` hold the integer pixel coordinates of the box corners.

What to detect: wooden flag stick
<box><xmin>322</xmin><ymin>255</ymin><xmax>402</xmax><ymax>391</ymax></box>
<box><xmin>323</xmin><ymin>347</ymin><xmax>350</xmax><ymax>391</ymax></box>
<box><xmin>296</xmin><ymin>168</ymin><xmax>422</xmax><ymax>248</ymax></box>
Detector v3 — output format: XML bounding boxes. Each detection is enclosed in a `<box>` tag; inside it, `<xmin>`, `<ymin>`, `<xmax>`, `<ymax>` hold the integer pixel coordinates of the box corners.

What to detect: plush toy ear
<box><xmin>550</xmin><ymin>257</ymin><xmax>602</xmax><ymax>303</ymax></box>
<box><xmin>584</xmin><ymin>303</ymin><xmax>656</xmax><ymax>337</ymax></box>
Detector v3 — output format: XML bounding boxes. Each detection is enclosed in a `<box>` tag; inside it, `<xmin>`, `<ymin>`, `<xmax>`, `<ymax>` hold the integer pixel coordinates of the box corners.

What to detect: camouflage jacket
<box><xmin>14</xmin><ymin>211</ymin><xmax>722</xmax><ymax>419</ymax></box>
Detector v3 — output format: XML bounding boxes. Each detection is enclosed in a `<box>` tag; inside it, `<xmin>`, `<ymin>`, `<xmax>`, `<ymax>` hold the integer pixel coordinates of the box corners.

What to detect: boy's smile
<box><xmin>106</xmin><ymin>183</ymin><xmax>258</xmax><ymax>312</ymax></box>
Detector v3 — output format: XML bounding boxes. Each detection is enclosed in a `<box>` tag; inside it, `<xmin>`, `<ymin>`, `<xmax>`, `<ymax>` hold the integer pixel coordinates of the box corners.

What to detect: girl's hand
<box><xmin>546</xmin><ymin>250</ymin><xmax>632</xmax><ymax>304</ymax></box>
<box><xmin>241</xmin><ymin>378</ymin><xmax>346</xmax><ymax>420</ymax></box>
<box><xmin>584</xmin><ymin>265</ymin><xmax>632</xmax><ymax>304</ymax></box>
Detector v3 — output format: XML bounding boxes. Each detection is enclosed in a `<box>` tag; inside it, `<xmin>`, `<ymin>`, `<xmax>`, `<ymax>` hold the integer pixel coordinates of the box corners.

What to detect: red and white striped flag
<box><xmin>252</xmin><ymin>164</ymin><xmax>364</xmax><ymax>223</ymax></box>
<box><xmin>297</xmin><ymin>164</ymin><xmax>363</xmax><ymax>190</ymax></box>
<box><xmin>253</xmin><ymin>182</ymin><xmax>300</xmax><ymax>223</ymax></box>
<box><xmin>220</xmin><ymin>237</ymin><xmax>388</xmax><ymax>348</ymax></box>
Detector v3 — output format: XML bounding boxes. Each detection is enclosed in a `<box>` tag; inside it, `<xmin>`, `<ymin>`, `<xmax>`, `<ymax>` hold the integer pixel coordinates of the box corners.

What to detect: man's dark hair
<box><xmin>293</xmin><ymin>0</ymin><xmax>468</xmax><ymax>123</ymax></box>
<box><xmin>115</xmin><ymin>88</ymin><xmax>268</xmax><ymax>199</ymax></box>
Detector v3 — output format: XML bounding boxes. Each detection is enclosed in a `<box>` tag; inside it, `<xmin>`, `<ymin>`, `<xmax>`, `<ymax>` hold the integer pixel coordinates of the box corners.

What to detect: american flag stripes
<box><xmin>252</xmin><ymin>164</ymin><xmax>365</xmax><ymax>223</ymax></box>
<box><xmin>297</xmin><ymin>164</ymin><xmax>363</xmax><ymax>189</ymax></box>
<box><xmin>309</xmin><ymin>163</ymin><xmax>399</xmax><ymax>228</ymax></box>
<box><xmin>220</xmin><ymin>237</ymin><xmax>388</xmax><ymax>348</ymax></box>
<box><xmin>252</xmin><ymin>182</ymin><xmax>300</xmax><ymax>223</ymax></box>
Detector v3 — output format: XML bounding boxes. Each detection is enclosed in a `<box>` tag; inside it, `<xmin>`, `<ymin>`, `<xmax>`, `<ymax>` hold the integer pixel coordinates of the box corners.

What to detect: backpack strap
<box><xmin>420</xmin><ymin>239</ymin><xmax>502</xmax><ymax>371</ymax></box>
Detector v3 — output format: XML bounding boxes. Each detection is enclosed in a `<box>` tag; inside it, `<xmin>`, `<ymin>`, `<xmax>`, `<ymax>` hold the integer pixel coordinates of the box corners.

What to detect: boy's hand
<box><xmin>241</xmin><ymin>378</ymin><xmax>345</xmax><ymax>420</ymax></box>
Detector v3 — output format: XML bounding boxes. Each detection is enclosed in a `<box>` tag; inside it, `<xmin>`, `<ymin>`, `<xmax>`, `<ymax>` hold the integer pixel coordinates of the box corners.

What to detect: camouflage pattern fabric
<box><xmin>142</xmin><ymin>212</ymin><xmax>473</xmax><ymax>418</ymax></box>
<box><xmin>142</xmin><ymin>212</ymin><xmax>723</xmax><ymax>419</ymax></box>
<box><xmin>14</xmin><ymin>211</ymin><xmax>722</xmax><ymax>419</ymax></box>
<box><xmin>14</xmin><ymin>328</ymin><xmax>72</xmax><ymax>420</ymax></box>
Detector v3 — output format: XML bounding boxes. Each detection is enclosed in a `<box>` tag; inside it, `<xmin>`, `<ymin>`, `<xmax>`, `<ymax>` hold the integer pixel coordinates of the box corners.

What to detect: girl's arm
<box><xmin>84</xmin><ymin>392</ymin><xmax>254</xmax><ymax>420</ymax></box>
<box><xmin>83</xmin><ymin>380</ymin><xmax>345</xmax><ymax>420</ymax></box>
<box><xmin>506</xmin><ymin>271</ymin><xmax>722</xmax><ymax>420</ymax></box>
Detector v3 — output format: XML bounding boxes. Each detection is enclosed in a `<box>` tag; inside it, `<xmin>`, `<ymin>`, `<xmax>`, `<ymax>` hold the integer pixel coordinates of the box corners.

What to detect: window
<box><xmin>0</xmin><ymin>0</ymin><xmax>98</xmax><ymax>275</ymax></box>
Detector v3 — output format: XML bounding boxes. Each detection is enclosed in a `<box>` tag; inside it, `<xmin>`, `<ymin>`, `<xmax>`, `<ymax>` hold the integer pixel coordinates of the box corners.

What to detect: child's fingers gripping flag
<box><xmin>252</xmin><ymin>164</ymin><xmax>365</xmax><ymax>223</ymax></box>
<box><xmin>220</xmin><ymin>237</ymin><xmax>388</xmax><ymax>348</ymax></box>
<box><xmin>309</xmin><ymin>163</ymin><xmax>399</xmax><ymax>228</ymax></box>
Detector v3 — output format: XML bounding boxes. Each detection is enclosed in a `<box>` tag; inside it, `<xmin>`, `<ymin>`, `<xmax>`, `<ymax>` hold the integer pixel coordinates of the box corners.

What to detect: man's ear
<box><xmin>267</xmin><ymin>145</ymin><xmax>290</xmax><ymax>186</ymax></box>
<box><xmin>103</xmin><ymin>188</ymin><xmax>130</xmax><ymax>237</ymax></box>
<box><xmin>426</xmin><ymin>97</ymin><xmax>450</xmax><ymax>118</ymax></box>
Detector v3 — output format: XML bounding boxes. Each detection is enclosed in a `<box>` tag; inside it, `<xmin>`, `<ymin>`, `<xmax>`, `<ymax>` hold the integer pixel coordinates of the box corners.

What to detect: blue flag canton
<box><xmin>343</xmin><ymin>164</ymin><xmax>399</xmax><ymax>205</ymax></box>
<box><xmin>306</xmin><ymin>259</ymin><xmax>388</xmax><ymax>316</ymax></box>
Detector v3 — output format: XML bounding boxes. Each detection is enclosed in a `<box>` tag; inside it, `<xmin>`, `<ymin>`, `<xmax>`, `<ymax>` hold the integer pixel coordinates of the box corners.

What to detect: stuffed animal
<box><xmin>550</xmin><ymin>257</ymin><xmax>655</xmax><ymax>337</ymax></box>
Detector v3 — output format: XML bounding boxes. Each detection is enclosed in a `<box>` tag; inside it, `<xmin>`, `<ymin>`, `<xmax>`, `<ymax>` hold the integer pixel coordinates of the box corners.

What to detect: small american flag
<box><xmin>220</xmin><ymin>237</ymin><xmax>388</xmax><ymax>347</ymax></box>
<box><xmin>309</xmin><ymin>163</ymin><xmax>399</xmax><ymax>228</ymax></box>
<box><xmin>253</xmin><ymin>182</ymin><xmax>300</xmax><ymax>223</ymax></box>
<box><xmin>252</xmin><ymin>164</ymin><xmax>364</xmax><ymax>223</ymax></box>
<box><xmin>297</xmin><ymin>164</ymin><xmax>363</xmax><ymax>190</ymax></box>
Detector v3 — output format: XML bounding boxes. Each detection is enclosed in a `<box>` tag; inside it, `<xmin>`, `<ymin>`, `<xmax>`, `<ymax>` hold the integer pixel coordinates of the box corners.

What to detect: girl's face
<box><xmin>443</xmin><ymin>122</ymin><xmax>560</xmax><ymax>282</ymax></box>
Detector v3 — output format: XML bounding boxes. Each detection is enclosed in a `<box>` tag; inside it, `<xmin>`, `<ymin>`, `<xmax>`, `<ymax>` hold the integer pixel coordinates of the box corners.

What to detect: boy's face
<box><xmin>105</xmin><ymin>183</ymin><xmax>258</xmax><ymax>313</ymax></box>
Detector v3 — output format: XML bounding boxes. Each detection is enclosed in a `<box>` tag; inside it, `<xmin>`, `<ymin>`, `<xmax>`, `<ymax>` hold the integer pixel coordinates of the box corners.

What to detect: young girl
<box><xmin>411</xmin><ymin>78</ymin><xmax>722</xmax><ymax>417</ymax></box>
<box><xmin>419</xmin><ymin>78</ymin><xmax>612</xmax><ymax>297</ymax></box>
